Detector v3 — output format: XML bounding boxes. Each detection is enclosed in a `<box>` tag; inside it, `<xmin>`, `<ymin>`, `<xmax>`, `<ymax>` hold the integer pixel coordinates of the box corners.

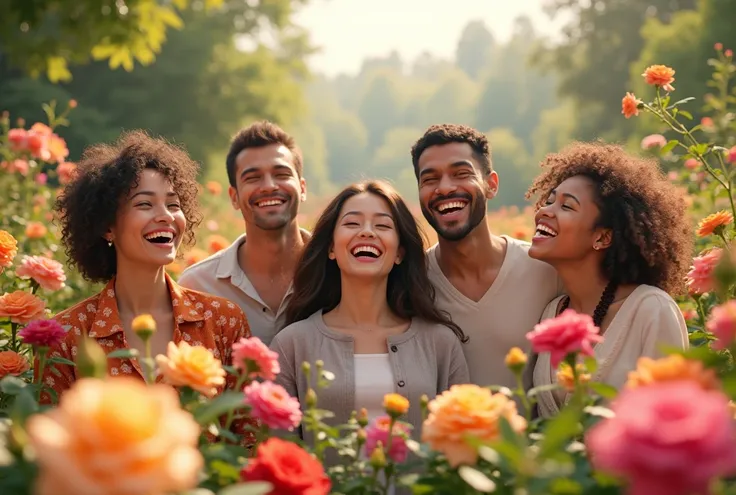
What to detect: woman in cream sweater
<box><xmin>270</xmin><ymin>180</ymin><xmax>469</xmax><ymax>443</ymax></box>
<box><xmin>524</xmin><ymin>141</ymin><xmax>693</xmax><ymax>418</ymax></box>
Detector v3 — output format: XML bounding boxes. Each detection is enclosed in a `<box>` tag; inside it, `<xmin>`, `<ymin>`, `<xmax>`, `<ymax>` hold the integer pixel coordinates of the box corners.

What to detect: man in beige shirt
<box><xmin>178</xmin><ymin>121</ymin><xmax>309</xmax><ymax>346</ymax></box>
<box><xmin>410</xmin><ymin>124</ymin><xmax>560</xmax><ymax>391</ymax></box>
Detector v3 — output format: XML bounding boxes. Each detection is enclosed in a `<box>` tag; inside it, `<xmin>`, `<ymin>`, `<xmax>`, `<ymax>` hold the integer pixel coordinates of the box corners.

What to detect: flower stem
<box><xmin>515</xmin><ymin>374</ymin><xmax>532</xmax><ymax>423</ymax></box>
<box><xmin>10</xmin><ymin>322</ymin><xmax>18</xmax><ymax>351</ymax></box>
<box><xmin>36</xmin><ymin>347</ymin><xmax>48</xmax><ymax>401</ymax></box>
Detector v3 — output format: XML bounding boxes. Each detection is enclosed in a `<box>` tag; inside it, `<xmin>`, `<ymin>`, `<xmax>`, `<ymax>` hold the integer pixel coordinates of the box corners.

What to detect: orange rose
<box><xmin>383</xmin><ymin>393</ymin><xmax>410</xmax><ymax>417</ymax></box>
<box><xmin>156</xmin><ymin>341</ymin><xmax>226</xmax><ymax>397</ymax></box>
<box><xmin>207</xmin><ymin>234</ymin><xmax>230</xmax><ymax>254</ymax></box>
<box><xmin>622</xmin><ymin>92</ymin><xmax>641</xmax><ymax>119</ymax></box>
<box><xmin>625</xmin><ymin>355</ymin><xmax>719</xmax><ymax>391</ymax></box>
<box><xmin>0</xmin><ymin>290</ymin><xmax>46</xmax><ymax>324</ymax></box>
<box><xmin>25</xmin><ymin>221</ymin><xmax>48</xmax><ymax>239</ymax></box>
<box><xmin>26</xmin><ymin>377</ymin><xmax>203</xmax><ymax>495</ymax></box>
<box><xmin>15</xmin><ymin>255</ymin><xmax>66</xmax><ymax>291</ymax></box>
<box><xmin>0</xmin><ymin>350</ymin><xmax>30</xmax><ymax>378</ymax></box>
<box><xmin>642</xmin><ymin>65</ymin><xmax>675</xmax><ymax>88</ymax></box>
<box><xmin>421</xmin><ymin>384</ymin><xmax>527</xmax><ymax>467</ymax></box>
<box><xmin>0</xmin><ymin>230</ymin><xmax>18</xmax><ymax>269</ymax></box>
<box><xmin>697</xmin><ymin>210</ymin><xmax>734</xmax><ymax>237</ymax></box>
<box><xmin>556</xmin><ymin>362</ymin><xmax>591</xmax><ymax>392</ymax></box>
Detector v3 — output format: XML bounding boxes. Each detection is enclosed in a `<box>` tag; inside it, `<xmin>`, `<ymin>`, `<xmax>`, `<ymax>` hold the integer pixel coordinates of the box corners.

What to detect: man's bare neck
<box><xmin>240</xmin><ymin>224</ymin><xmax>306</xmax><ymax>276</ymax></box>
<box><xmin>436</xmin><ymin>222</ymin><xmax>505</xmax><ymax>276</ymax></box>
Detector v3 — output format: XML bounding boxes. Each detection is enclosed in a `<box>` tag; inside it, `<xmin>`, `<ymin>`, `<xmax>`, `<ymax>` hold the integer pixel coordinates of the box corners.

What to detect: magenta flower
<box><xmin>243</xmin><ymin>381</ymin><xmax>302</xmax><ymax>431</ymax></box>
<box><xmin>364</xmin><ymin>415</ymin><xmax>412</xmax><ymax>463</ymax></box>
<box><xmin>19</xmin><ymin>319</ymin><xmax>67</xmax><ymax>348</ymax></box>
<box><xmin>525</xmin><ymin>309</ymin><xmax>603</xmax><ymax>367</ymax></box>
<box><xmin>231</xmin><ymin>336</ymin><xmax>280</xmax><ymax>380</ymax></box>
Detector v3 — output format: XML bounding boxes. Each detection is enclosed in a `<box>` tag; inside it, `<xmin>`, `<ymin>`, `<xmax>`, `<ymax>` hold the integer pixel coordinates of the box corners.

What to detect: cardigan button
<box><xmin>390</xmin><ymin>345</ymin><xmax>398</xmax><ymax>352</ymax></box>
<box><xmin>397</xmin><ymin>380</ymin><xmax>405</xmax><ymax>387</ymax></box>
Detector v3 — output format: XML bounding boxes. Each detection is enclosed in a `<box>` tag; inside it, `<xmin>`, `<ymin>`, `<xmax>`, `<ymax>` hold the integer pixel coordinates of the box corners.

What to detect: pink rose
<box><xmin>586</xmin><ymin>381</ymin><xmax>736</xmax><ymax>495</ymax></box>
<box><xmin>56</xmin><ymin>161</ymin><xmax>77</xmax><ymax>184</ymax></box>
<box><xmin>641</xmin><ymin>134</ymin><xmax>667</xmax><ymax>150</ymax></box>
<box><xmin>1</xmin><ymin>159</ymin><xmax>29</xmax><ymax>176</ymax></box>
<box><xmin>728</xmin><ymin>146</ymin><xmax>736</xmax><ymax>164</ymax></box>
<box><xmin>19</xmin><ymin>319</ymin><xmax>67</xmax><ymax>348</ymax></box>
<box><xmin>243</xmin><ymin>381</ymin><xmax>302</xmax><ymax>431</ymax></box>
<box><xmin>231</xmin><ymin>337</ymin><xmax>280</xmax><ymax>381</ymax></box>
<box><xmin>706</xmin><ymin>300</ymin><xmax>736</xmax><ymax>350</ymax></box>
<box><xmin>364</xmin><ymin>415</ymin><xmax>412</xmax><ymax>463</ymax></box>
<box><xmin>686</xmin><ymin>248</ymin><xmax>722</xmax><ymax>295</ymax></box>
<box><xmin>525</xmin><ymin>309</ymin><xmax>603</xmax><ymax>367</ymax></box>
<box><xmin>15</xmin><ymin>255</ymin><xmax>66</xmax><ymax>291</ymax></box>
<box><xmin>684</xmin><ymin>158</ymin><xmax>699</xmax><ymax>170</ymax></box>
<box><xmin>35</xmin><ymin>173</ymin><xmax>47</xmax><ymax>185</ymax></box>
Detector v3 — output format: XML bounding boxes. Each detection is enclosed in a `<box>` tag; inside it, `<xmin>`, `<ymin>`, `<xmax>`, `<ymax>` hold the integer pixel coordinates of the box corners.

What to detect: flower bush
<box><xmin>1</xmin><ymin>48</ymin><xmax>736</xmax><ymax>495</ymax></box>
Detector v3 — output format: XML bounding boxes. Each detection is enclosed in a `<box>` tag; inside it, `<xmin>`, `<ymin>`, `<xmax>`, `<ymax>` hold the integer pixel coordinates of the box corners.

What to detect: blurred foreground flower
<box><xmin>586</xmin><ymin>381</ymin><xmax>736</xmax><ymax>495</ymax></box>
<box><xmin>625</xmin><ymin>355</ymin><xmax>719</xmax><ymax>390</ymax></box>
<box><xmin>243</xmin><ymin>380</ymin><xmax>302</xmax><ymax>431</ymax></box>
<box><xmin>26</xmin><ymin>377</ymin><xmax>203</xmax><ymax>495</ymax></box>
<box><xmin>707</xmin><ymin>300</ymin><xmax>736</xmax><ymax>350</ymax></box>
<box><xmin>556</xmin><ymin>361</ymin><xmax>591</xmax><ymax>392</ymax></box>
<box><xmin>364</xmin><ymin>415</ymin><xmax>411</xmax><ymax>463</ymax></box>
<box><xmin>155</xmin><ymin>341</ymin><xmax>226</xmax><ymax>397</ymax></box>
<box><xmin>421</xmin><ymin>384</ymin><xmax>526</xmax><ymax>467</ymax></box>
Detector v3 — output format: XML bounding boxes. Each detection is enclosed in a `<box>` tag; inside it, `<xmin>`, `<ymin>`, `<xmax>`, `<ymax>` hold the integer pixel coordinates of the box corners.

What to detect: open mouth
<box><xmin>434</xmin><ymin>200</ymin><xmax>468</xmax><ymax>216</ymax></box>
<box><xmin>351</xmin><ymin>244</ymin><xmax>382</xmax><ymax>260</ymax></box>
<box><xmin>255</xmin><ymin>198</ymin><xmax>287</xmax><ymax>208</ymax></box>
<box><xmin>534</xmin><ymin>224</ymin><xmax>558</xmax><ymax>238</ymax></box>
<box><xmin>144</xmin><ymin>231</ymin><xmax>175</xmax><ymax>245</ymax></box>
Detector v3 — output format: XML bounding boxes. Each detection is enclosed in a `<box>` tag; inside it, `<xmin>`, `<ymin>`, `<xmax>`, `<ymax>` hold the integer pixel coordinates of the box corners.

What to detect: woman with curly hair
<box><xmin>524</xmin><ymin>141</ymin><xmax>692</xmax><ymax>417</ymax></box>
<box><xmin>41</xmin><ymin>131</ymin><xmax>253</xmax><ymax>418</ymax></box>
<box><xmin>271</xmin><ymin>180</ymin><xmax>469</xmax><ymax>450</ymax></box>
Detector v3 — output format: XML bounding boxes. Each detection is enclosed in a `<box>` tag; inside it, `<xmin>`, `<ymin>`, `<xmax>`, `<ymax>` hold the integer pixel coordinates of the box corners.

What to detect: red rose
<box><xmin>241</xmin><ymin>438</ymin><xmax>331</xmax><ymax>495</ymax></box>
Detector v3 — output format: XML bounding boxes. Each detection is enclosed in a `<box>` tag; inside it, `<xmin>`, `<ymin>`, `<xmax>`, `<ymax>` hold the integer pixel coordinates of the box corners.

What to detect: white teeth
<box><xmin>437</xmin><ymin>201</ymin><xmax>467</xmax><ymax>212</ymax></box>
<box><xmin>144</xmin><ymin>231</ymin><xmax>174</xmax><ymax>241</ymax></box>
<box><xmin>351</xmin><ymin>245</ymin><xmax>381</xmax><ymax>257</ymax></box>
<box><xmin>536</xmin><ymin>224</ymin><xmax>558</xmax><ymax>237</ymax></box>
<box><xmin>257</xmin><ymin>199</ymin><xmax>285</xmax><ymax>207</ymax></box>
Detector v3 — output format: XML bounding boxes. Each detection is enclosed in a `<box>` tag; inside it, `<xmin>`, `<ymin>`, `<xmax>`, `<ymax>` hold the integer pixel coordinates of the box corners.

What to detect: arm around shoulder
<box><xmin>640</xmin><ymin>294</ymin><xmax>689</xmax><ymax>357</ymax></box>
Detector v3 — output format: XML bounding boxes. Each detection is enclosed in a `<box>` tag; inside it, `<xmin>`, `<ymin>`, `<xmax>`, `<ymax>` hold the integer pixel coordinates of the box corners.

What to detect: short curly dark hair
<box><xmin>55</xmin><ymin>130</ymin><xmax>203</xmax><ymax>283</ymax></box>
<box><xmin>410</xmin><ymin>124</ymin><xmax>492</xmax><ymax>178</ymax></box>
<box><xmin>526</xmin><ymin>141</ymin><xmax>693</xmax><ymax>295</ymax></box>
<box><xmin>225</xmin><ymin>121</ymin><xmax>303</xmax><ymax>187</ymax></box>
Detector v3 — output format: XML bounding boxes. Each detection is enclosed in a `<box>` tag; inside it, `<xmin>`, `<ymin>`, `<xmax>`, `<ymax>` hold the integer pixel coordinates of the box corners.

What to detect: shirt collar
<box><xmin>88</xmin><ymin>272</ymin><xmax>203</xmax><ymax>338</ymax></box>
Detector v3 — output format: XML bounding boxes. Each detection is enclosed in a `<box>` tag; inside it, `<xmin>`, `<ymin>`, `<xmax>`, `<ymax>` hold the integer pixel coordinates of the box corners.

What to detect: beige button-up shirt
<box><xmin>178</xmin><ymin>230</ymin><xmax>309</xmax><ymax>346</ymax></box>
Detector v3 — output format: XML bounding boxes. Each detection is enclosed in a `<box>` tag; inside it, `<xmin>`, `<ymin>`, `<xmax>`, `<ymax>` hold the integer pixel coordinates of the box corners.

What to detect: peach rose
<box><xmin>26</xmin><ymin>377</ymin><xmax>203</xmax><ymax>495</ymax></box>
<box><xmin>621</xmin><ymin>92</ymin><xmax>641</xmax><ymax>119</ymax></box>
<box><xmin>642</xmin><ymin>64</ymin><xmax>676</xmax><ymax>88</ymax></box>
<box><xmin>0</xmin><ymin>350</ymin><xmax>30</xmax><ymax>378</ymax></box>
<box><xmin>155</xmin><ymin>341</ymin><xmax>226</xmax><ymax>397</ymax></box>
<box><xmin>25</xmin><ymin>221</ymin><xmax>48</xmax><ymax>239</ymax></box>
<box><xmin>421</xmin><ymin>384</ymin><xmax>527</xmax><ymax>467</ymax></box>
<box><xmin>15</xmin><ymin>255</ymin><xmax>66</xmax><ymax>291</ymax></box>
<box><xmin>625</xmin><ymin>355</ymin><xmax>719</xmax><ymax>391</ymax></box>
<box><xmin>0</xmin><ymin>230</ymin><xmax>18</xmax><ymax>269</ymax></box>
<box><xmin>0</xmin><ymin>290</ymin><xmax>46</xmax><ymax>324</ymax></box>
<box><xmin>686</xmin><ymin>248</ymin><xmax>722</xmax><ymax>295</ymax></box>
<box><xmin>56</xmin><ymin>161</ymin><xmax>77</xmax><ymax>184</ymax></box>
<box><xmin>697</xmin><ymin>210</ymin><xmax>733</xmax><ymax>237</ymax></box>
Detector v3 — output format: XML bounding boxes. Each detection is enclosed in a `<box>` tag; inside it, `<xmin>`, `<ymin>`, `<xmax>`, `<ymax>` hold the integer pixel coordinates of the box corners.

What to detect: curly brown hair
<box><xmin>55</xmin><ymin>130</ymin><xmax>203</xmax><ymax>283</ymax></box>
<box><xmin>525</xmin><ymin>141</ymin><xmax>693</xmax><ymax>295</ymax></box>
<box><xmin>410</xmin><ymin>124</ymin><xmax>492</xmax><ymax>177</ymax></box>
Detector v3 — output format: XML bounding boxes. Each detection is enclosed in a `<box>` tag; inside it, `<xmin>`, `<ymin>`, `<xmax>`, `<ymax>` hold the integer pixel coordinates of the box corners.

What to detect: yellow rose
<box><xmin>131</xmin><ymin>314</ymin><xmax>156</xmax><ymax>340</ymax></box>
<box><xmin>556</xmin><ymin>362</ymin><xmax>591</xmax><ymax>392</ymax></box>
<box><xmin>156</xmin><ymin>341</ymin><xmax>226</xmax><ymax>397</ymax></box>
<box><xmin>421</xmin><ymin>384</ymin><xmax>527</xmax><ymax>467</ymax></box>
<box><xmin>504</xmin><ymin>347</ymin><xmax>528</xmax><ymax>372</ymax></box>
<box><xmin>26</xmin><ymin>377</ymin><xmax>202</xmax><ymax>495</ymax></box>
<box><xmin>383</xmin><ymin>393</ymin><xmax>410</xmax><ymax>417</ymax></box>
<box><xmin>625</xmin><ymin>355</ymin><xmax>719</xmax><ymax>391</ymax></box>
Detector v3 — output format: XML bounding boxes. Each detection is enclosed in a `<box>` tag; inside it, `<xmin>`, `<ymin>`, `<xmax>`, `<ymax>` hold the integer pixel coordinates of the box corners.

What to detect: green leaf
<box><xmin>527</xmin><ymin>383</ymin><xmax>560</xmax><ymax>397</ymax></box>
<box><xmin>539</xmin><ymin>406</ymin><xmax>581</xmax><ymax>459</ymax></box>
<box><xmin>10</xmin><ymin>388</ymin><xmax>39</xmax><ymax>425</ymax></box>
<box><xmin>583</xmin><ymin>357</ymin><xmax>598</xmax><ymax>375</ymax></box>
<box><xmin>193</xmin><ymin>391</ymin><xmax>246</xmax><ymax>425</ymax></box>
<box><xmin>588</xmin><ymin>382</ymin><xmax>618</xmax><ymax>400</ymax></box>
<box><xmin>458</xmin><ymin>466</ymin><xmax>496</xmax><ymax>492</ymax></box>
<box><xmin>549</xmin><ymin>477</ymin><xmax>583</xmax><ymax>494</ymax></box>
<box><xmin>679</xmin><ymin>110</ymin><xmax>693</xmax><ymax>120</ymax></box>
<box><xmin>106</xmin><ymin>349</ymin><xmax>140</xmax><ymax>359</ymax></box>
<box><xmin>660</xmin><ymin>139</ymin><xmax>680</xmax><ymax>155</ymax></box>
<box><xmin>688</xmin><ymin>143</ymin><xmax>709</xmax><ymax>156</ymax></box>
<box><xmin>218</xmin><ymin>482</ymin><xmax>273</xmax><ymax>495</ymax></box>
<box><xmin>0</xmin><ymin>376</ymin><xmax>28</xmax><ymax>395</ymax></box>
<box><xmin>47</xmin><ymin>356</ymin><xmax>76</xmax><ymax>367</ymax></box>
<box><xmin>670</xmin><ymin>97</ymin><xmax>696</xmax><ymax>107</ymax></box>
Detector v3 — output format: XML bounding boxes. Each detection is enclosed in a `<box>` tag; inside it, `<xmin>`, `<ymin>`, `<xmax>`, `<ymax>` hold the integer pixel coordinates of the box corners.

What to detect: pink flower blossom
<box><xmin>364</xmin><ymin>415</ymin><xmax>412</xmax><ymax>463</ymax></box>
<box><xmin>231</xmin><ymin>336</ymin><xmax>280</xmax><ymax>380</ymax></box>
<box><xmin>686</xmin><ymin>248</ymin><xmax>722</xmax><ymax>295</ymax></box>
<box><xmin>56</xmin><ymin>161</ymin><xmax>77</xmax><ymax>184</ymax></box>
<box><xmin>706</xmin><ymin>300</ymin><xmax>736</xmax><ymax>350</ymax></box>
<box><xmin>727</xmin><ymin>146</ymin><xmax>736</xmax><ymax>164</ymax></box>
<box><xmin>15</xmin><ymin>255</ymin><xmax>66</xmax><ymax>291</ymax></box>
<box><xmin>1</xmin><ymin>159</ymin><xmax>29</xmax><ymax>176</ymax></box>
<box><xmin>586</xmin><ymin>381</ymin><xmax>736</xmax><ymax>495</ymax></box>
<box><xmin>684</xmin><ymin>158</ymin><xmax>699</xmax><ymax>170</ymax></box>
<box><xmin>641</xmin><ymin>134</ymin><xmax>667</xmax><ymax>150</ymax></box>
<box><xmin>244</xmin><ymin>381</ymin><xmax>302</xmax><ymax>431</ymax></box>
<box><xmin>35</xmin><ymin>173</ymin><xmax>47</xmax><ymax>185</ymax></box>
<box><xmin>525</xmin><ymin>309</ymin><xmax>603</xmax><ymax>367</ymax></box>
<box><xmin>19</xmin><ymin>319</ymin><xmax>67</xmax><ymax>348</ymax></box>
<box><xmin>667</xmin><ymin>171</ymin><xmax>678</xmax><ymax>181</ymax></box>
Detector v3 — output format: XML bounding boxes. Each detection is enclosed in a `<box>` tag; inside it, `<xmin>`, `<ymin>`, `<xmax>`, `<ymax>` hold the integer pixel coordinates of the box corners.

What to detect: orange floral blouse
<box><xmin>39</xmin><ymin>273</ymin><xmax>255</xmax><ymax>444</ymax></box>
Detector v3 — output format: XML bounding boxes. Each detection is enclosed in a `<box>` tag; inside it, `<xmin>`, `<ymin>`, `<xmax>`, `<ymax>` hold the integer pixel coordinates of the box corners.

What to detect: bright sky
<box><xmin>293</xmin><ymin>0</ymin><xmax>566</xmax><ymax>76</ymax></box>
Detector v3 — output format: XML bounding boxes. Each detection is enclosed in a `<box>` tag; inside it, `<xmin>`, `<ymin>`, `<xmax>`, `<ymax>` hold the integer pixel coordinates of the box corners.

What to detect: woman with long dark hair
<box><xmin>524</xmin><ymin>141</ymin><xmax>691</xmax><ymax>417</ymax></box>
<box><xmin>271</xmin><ymin>180</ymin><xmax>468</xmax><ymax>440</ymax></box>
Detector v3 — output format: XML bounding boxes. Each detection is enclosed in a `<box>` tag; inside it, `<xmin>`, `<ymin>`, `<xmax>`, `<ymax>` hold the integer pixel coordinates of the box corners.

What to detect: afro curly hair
<box><xmin>526</xmin><ymin>141</ymin><xmax>693</xmax><ymax>295</ymax></box>
<box><xmin>55</xmin><ymin>130</ymin><xmax>203</xmax><ymax>283</ymax></box>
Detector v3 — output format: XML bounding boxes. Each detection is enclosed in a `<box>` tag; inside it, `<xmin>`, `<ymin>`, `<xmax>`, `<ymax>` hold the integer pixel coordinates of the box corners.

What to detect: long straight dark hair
<box><xmin>285</xmin><ymin>180</ymin><xmax>467</xmax><ymax>342</ymax></box>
